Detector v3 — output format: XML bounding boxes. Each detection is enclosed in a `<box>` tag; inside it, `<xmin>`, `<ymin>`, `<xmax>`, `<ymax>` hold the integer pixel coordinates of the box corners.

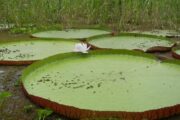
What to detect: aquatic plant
<box><xmin>32</xmin><ymin>29</ymin><xmax>111</xmax><ymax>39</ymax></box>
<box><xmin>172</xmin><ymin>46</ymin><xmax>180</xmax><ymax>59</ymax></box>
<box><xmin>21</xmin><ymin>50</ymin><xmax>180</xmax><ymax>120</ymax></box>
<box><xmin>0</xmin><ymin>91</ymin><xmax>12</xmax><ymax>106</ymax></box>
<box><xmin>36</xmin><ymin>108</ymin><xmax>53</xmax><ymax>120</ymax></box>
<box><xmin>74</xmin><ymin>43</ymin><xmax>91</xmax><ymax>53</ymax></box>
<box><xmin>23</xmin><ymin>104</ymin><xmax>35</xmax><ymax>113</ymax></box>
<box><xmin>88</xmin><ymin>33</ymin><xmax>175</xmax><ymax>52</ymax></box>
<box><xmin>0</xmin><ymin>40</ymin><xmax>78</xmax><ymax>65</ymax></box>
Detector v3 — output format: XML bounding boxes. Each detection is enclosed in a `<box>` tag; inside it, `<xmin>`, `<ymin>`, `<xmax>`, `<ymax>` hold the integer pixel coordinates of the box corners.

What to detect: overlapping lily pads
<box><xmin>0</xmin><ymin>40</ymin><xmax>77</xmax><ymax>65</ymax></box>
<box><xmin>21</xmin><ymin>50</ymin><xmax>180</xmax><ymax>120</ymax></box>
<box><xmin>31</xmin><ymin>29</ymin><xmax>111</xmax><ymax>40</ymax></box>
<box><xmin>88</xmin><ymin>34</ymin><xmax>175</xmax><ymax>52</ymax></box>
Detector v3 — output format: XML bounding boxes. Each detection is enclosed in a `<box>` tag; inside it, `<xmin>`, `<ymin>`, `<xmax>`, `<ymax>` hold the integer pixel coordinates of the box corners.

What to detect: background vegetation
<box><xmin>0</xmin><ymin>0</ymin><xmax>180</xmax><ymax>31</ymax></box>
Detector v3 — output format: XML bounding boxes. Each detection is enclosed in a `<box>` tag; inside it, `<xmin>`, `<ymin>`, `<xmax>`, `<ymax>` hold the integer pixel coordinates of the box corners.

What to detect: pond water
<box><xmin>0</xmin><ymin>31</ymin><xmax>179</xmax><ymax>120</ymax></box>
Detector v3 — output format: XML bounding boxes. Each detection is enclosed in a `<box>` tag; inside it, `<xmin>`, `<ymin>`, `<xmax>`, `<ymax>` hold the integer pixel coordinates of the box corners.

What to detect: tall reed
<box><xmin>0</xmin><ymin>0</ymin><xmax>179</xmax><ymax>31</ymax></box>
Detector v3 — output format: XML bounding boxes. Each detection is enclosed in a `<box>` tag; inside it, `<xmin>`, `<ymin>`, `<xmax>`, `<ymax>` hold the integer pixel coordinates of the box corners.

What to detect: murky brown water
<box><xmin>0</xmin><ymin>31</ymin><xmax>179</xmax><ymax>120</ymax></box>
<box><xmin>0</xmin><ymin>31</ymin><xmax>31</xmax><ymax>41</ymax></box>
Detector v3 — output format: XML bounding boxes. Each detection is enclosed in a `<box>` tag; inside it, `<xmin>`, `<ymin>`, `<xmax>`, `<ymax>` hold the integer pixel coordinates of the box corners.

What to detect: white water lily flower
<box><xmin>74</xmin><ymin>43</ymin><xmax>91</xmax><ymax>53</ymax></box>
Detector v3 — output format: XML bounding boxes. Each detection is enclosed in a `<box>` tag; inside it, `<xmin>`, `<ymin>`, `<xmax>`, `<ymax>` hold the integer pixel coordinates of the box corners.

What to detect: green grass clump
<box><xmin>36</xmin><ymin>108</ymin><xmax>53</xmax><ymax>120</ymax></box>
<box><xmin>0</xmin><ymin>0</ymin><xmax>179</xmax><ymax>31</ymax></box>
<box><xmin>0</xmin><ymin>91</ymin><xmax>12</xmax><ymax>107</ymax></box>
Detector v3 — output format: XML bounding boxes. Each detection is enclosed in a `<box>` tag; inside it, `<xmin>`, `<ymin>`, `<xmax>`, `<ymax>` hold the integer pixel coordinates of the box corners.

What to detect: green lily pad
<box><xmin>31</xmin><ymin>29</ymin><xmax>111</xmax><ymax>39</ymax></box>
<box><xmin>0</xmin><ymin>40</ymin><xmax>77</xmax><ymax>64</ymax></box>
<box><xmin>88</xmin><ymin>34</ymin><xmax>175</xmax><ymax>52</ymax></box>
<box><xmin>172</xmin><ymin>47</ymin><xmax>180</xmax><ymax>59</ymax></box>
<box><xmin>21</xmin><ymin>50</ymin><xmax>180</xmax><ymax>119</ymax></box>
<box><xmin>122</xmin><ymin>30</ymin><xmax>180</xmax><ymax>38</ymax></box>
<box><xmin>175</xmin><ymin>50</ymin><xmax>180</xmax><ymax>54</ymax></box>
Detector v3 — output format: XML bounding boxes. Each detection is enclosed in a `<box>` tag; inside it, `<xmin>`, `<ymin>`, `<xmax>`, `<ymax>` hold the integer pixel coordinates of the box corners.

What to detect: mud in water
<box><xmin>0</xmin><ymin>31</ymin><xmax>180</xmax><ymax>120</ymax></box>
<box><xmin>0</xmin><ymin>31</ymin><xmax>31</xmax><ymax>41</ymax></box>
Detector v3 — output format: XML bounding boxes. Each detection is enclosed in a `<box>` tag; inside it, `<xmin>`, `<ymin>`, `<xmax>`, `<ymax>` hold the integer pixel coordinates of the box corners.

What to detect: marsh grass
<box><xmin>0</xmin><ymin>91</ymin><xmax>12</xmax><ymax>107</ymax></box>
<box><xmin>36</xmin><ymin>108</ymin><xmax>53</xmax><ymax>120</ymax></box>
<box><xmin>0</xmin><ymin>0</ymin><xmax>179</xmax><ymax>31</ymax></box>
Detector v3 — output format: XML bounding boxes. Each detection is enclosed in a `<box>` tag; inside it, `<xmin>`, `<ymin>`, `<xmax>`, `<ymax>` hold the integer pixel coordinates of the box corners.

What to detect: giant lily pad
<box><xmin>0</xmin><ymin>40</ymin><xmax>77</xmax><ymax>65</ymax></box>
<box><xmin>122</xmin><ymin>30</ymin><xmax>180</xmax><ymax>38</ymax></box>
<box><xmin>31</xmin><ymin>29</ymin><xmax>111</xmax><ymax>40</ymax></box>
<box><xmin>172</xmin><ymin>47</ymin><xmax>180</xmax><ymax>59</ymax></box>
<box><xmin>88</xmin><ymin>34</ymin><xmax>175</xmax><ymax>52</ymax></box>
<box><xmin>21</xmin><ymin>50</ymin><xmax>180</xmax><ymax>120</ymax></box>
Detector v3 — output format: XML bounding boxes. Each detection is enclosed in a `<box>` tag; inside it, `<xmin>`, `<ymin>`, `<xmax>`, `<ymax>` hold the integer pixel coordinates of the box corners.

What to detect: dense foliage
<box><xmin>0</xmin><ymin>0</ymin><xmax>179</xmax><ymax>30</ymax></box>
